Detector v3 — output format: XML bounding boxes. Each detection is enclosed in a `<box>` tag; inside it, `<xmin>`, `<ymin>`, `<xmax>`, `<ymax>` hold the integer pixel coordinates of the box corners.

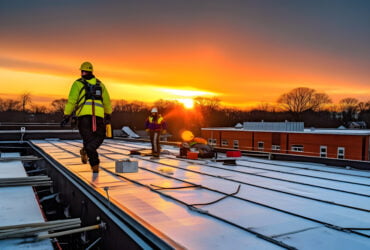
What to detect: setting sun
<box><xmin>178</xmin><ymin>98</ymin><xmax>194</xmax><ymax>109</ymax></box>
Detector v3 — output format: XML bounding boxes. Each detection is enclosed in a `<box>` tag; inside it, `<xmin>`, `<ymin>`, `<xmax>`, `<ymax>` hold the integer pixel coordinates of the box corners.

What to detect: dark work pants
<box><xmin>78</xmin><ymin>115</ymin><xmax>105</xmax><ymax>167</ymax></box>
<box><xmin>149</xmin><ymin>131</ymin><xmax>161</xmax><ymax>156</ymax></box>
<box><xmin>180</xmin><ymin>147</ymin><xmax>190</xmax><ymax>157</ymax></box>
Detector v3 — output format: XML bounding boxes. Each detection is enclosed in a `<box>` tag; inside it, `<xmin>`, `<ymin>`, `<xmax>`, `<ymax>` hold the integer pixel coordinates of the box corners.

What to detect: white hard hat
<box><xmin>151</xmin><ymin>107</ymin><xmax>158</xmax><ymax>113</ymax></box>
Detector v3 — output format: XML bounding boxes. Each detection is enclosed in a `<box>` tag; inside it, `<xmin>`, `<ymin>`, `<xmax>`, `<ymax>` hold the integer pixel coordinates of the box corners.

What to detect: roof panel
<box><xmin>31</xmin><ymin>140</ymin><xmax>370</xmax><ymax>249</ymax></box>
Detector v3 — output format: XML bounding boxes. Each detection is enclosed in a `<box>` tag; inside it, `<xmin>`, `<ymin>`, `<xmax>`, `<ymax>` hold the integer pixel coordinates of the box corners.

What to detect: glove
<box><xmin>60</xmin><ymin>115</ymin><xmax>71</xmax><ymax>127</ymax></box>
<box><xmin>104</xmin><ymin>114</ymin><xmax>111</xmax><ymax>124</ymax></box>
<box><xmin>162</xmin><ymin>130</ymin><xmax>167</xmax><ymax>134</ymax></box>
<box><xmin>145</xmin><ymin>129</ymin><xmax>150</xmax><ymax>132</ymax></box>
<box><xmin>71</xmin><ymin>116</ymin><xmax>77</xmax><ymax>127</ymax></box>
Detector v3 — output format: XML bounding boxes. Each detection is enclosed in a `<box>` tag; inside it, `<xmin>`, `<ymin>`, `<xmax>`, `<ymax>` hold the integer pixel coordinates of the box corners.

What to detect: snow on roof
<box><xmin>30</xmin><ymin>139</ymin><xmax>370</xmax><ymax>249</ymax></box>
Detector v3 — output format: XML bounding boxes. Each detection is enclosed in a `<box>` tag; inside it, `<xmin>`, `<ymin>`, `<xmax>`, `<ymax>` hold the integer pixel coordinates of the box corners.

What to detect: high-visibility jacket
<box><xmin>64</xmin><ymin>77</ymin><xmax>112</xmax><ymax>118</ymax></box>
<box><xmin>145</xmin><ymin>114</ymin><xmax>167</xmax><ymax>131</ymax></box>
<box><xmin>192</xmin><ymin>137</ymin><xmax>207</xmax><ymax>145</ymax></box>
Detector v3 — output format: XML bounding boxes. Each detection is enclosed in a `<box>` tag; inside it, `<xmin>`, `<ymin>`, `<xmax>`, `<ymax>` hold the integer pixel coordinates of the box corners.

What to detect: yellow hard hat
<box><xmin>181</xmin><ymin>130</ymin><xmax>194</xmax><ymax>142</ymax></box>
<box><xmin>80</xmin><ymin>61</ymin><xmax>93</xmax><ymax>72</ymax></box>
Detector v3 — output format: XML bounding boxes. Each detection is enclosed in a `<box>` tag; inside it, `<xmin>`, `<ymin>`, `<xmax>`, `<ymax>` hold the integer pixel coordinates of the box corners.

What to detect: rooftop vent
<box><xmin>243</xmin><ymin>122</ymin><xmax>304</xmax><ymax>131</ymax></box>
<box><xmin>235</xmin><ymin>123</ymin><xmax>243</xmax><ymax>128</ymax></box>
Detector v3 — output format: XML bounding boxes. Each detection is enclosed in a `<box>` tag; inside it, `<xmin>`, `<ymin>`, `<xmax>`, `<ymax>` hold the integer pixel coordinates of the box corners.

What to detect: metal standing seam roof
<box><xmin>0</xmin><ymin>152</ymin><xmax>53</xmax><ymax>250</ymax></box>
<box><xmin>31</xmin><ymin>139</ymin><xmax>370</xmax><ymax>250</ymax></box>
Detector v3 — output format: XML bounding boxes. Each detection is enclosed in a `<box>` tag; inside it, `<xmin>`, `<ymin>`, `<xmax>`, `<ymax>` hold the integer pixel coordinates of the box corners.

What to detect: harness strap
<box><xmin>92</xmin><ymin>100</ymin><xmax>97</xmax><ymax>132</ymax></box>
<box><xmin>84</xmin><ymin>101</ymin><xmax>103</xmax><ymax>108</ymax></box>
<box><xmin>72</xmin><ymin>78</ymin><xmax>103</xmax><ymax>117</ymax></box>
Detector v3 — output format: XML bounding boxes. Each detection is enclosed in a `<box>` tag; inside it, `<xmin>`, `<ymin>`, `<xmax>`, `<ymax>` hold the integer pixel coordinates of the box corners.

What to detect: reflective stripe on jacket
<box><xmin>145</xmin><ymin>115</ymin><xmax>167</xmax><ymax>131</ymax></box>
<box><xmin>64</xmin><ymin>78</ymin><xmax>112</xmax><ymax>118</ymax></box>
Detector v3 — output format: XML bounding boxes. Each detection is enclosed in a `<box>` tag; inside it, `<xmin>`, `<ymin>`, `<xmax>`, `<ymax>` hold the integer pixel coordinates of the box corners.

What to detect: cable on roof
<box><xmin>150</xmin><ymin>184</ymin><xmax>201</xmax><ymax>190</ymax></box>
<box><xmin>189</xmin><ymin>184</ymin><xmax>241</xmax><ymax>206</ymax></box>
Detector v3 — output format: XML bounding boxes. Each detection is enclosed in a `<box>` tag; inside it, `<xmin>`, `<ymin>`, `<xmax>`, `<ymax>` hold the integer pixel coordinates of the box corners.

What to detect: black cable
<box><xmin>190</xmin><ymin>185</ymin><xmax>241</xmax><ymax>206</ymax></box>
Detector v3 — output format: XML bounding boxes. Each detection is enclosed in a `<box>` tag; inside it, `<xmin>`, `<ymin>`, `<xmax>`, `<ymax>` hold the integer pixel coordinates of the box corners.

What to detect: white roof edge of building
<box><xmin>201</xmin><ymin>127</ymin><xmax>370</xmax><ymax>135</ymax></box>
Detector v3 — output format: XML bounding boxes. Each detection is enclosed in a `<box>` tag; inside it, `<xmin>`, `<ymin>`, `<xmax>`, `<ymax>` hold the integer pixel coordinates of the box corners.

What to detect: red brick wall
<box><xmin>201</xmin><ymin>129</ymin><xmax>369</xmax><ymax>161</ymax></box>
<box><xmin>220</xmin><ymin>131</ymin><xmax>253</xmax><ymax>150</ymax></box>
<box><xmin>201</xmin><ymin>130</ymin><xmax>221</xmax><ymax>146</ymax></box>
<box><xmin>288</xmin><ymin>133</ymin><xmax>363</xmax><ymax>160</ymax></box>
<box><xmin>253</xmin><ymin>132</ymin><xmax>272</xmax><ymax>151</ymax></box>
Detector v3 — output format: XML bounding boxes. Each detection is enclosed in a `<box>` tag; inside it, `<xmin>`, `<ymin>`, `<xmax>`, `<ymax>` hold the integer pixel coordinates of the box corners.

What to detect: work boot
<box><xmin>150</xmin><ymin>154</ymin><xmax>160</xmax><ymax>159</ymax></box>
<box><xmin>91</xmin><ymin>165</ymin><xmax>99</xmax><ymax>173</ymax></box>
<box><xmin>80</xmin><ymin>148</ymin><xmax>88</xmax><ymax>164</ymax></box>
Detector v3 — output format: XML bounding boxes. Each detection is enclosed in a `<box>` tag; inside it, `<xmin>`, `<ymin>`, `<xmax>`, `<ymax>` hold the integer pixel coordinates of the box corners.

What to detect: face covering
<box><xmin>81</xmin><ymin>71</ymin><xmax>95</xmax><ymax>80</ymax></box>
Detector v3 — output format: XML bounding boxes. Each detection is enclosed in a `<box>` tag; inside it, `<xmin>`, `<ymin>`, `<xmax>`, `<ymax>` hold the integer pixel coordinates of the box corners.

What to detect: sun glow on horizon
<box><xmin>160</xmin><ymin>88</ymin><xmax>216</xmax><ymax>97</ymax></box>
<box><xmin>178</xmin><ymin>98</ymin><xmax>194</xmax><ymax>109</ymax></box>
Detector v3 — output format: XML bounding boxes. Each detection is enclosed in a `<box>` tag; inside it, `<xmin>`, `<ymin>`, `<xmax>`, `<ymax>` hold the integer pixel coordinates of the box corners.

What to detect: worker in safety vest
<box><xmin>61</xmin><ymin>61</ymin><xmax>112</xmax><ymax>173</ymax></box>
<box><xmin>145</xmin><ymin>107</ymin><xmax>167</xmax><ymax>158</ymax></box>
<box><xmin>180</xmin><ymin>135</ymin><xmax>215</xmax><ymax>158</ymax></box>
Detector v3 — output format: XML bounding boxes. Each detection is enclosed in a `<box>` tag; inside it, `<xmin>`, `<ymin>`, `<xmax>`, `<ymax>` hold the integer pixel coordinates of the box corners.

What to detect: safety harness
<box><xmin>72</xmin><ymin>78</ymin><xmax>103</xmax><ymax>131</ymax></box>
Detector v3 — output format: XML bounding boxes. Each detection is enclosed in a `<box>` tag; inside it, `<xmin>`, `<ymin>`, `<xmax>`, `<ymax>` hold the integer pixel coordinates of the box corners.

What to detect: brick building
<box><xmin>201</xmin><ymin>122</ymin><xmax>370</xmax><ymax>161</ymax></box>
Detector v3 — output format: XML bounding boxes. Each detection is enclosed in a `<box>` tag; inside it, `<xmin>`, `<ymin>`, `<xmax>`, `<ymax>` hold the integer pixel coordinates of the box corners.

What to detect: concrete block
<box><xmin>115</xmin><ymin>158</ymin><xmax>138</xmax><ymax>173</ymax></box>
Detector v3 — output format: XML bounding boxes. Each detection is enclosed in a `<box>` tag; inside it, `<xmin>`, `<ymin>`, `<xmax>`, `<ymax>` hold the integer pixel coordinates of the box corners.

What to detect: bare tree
<box><xmin>339</xmin><ymin>97</ymin><xmax>360</xmax><ymax>121</ymax></box>
<box><xmin>194</xmin><ymin>96</ymin><xmax>221</xmax><ymax>110</ymax></box>
<box><xmin>339</xmin><ymin>98</ymin><xmax>359</xmax><ymax>111</ymax></box>
<box><xmin>113</xmin><ymin>99</ymin><xmax>128</xmax><ymax>112</ymax></box>
<box><xmin>153</xmin><ymin>99</ymin><xmax>182</xmax><ymax>113</ymax></box>
<box><xmin>255</xmin><ymin>102</ymin><xmax>277</xmax><ymax>112</ymax></box>
<box><xmin>0</xmin><ymin>98</ymin><xmax>4</xmax><ymax>112</ymax></box>
<box><xmin>51</xmin><ymin>98</ymin><xmax>68</xmax><ymax>113</ymax></box>
<box><xmin>358</xmin><ymin>100</ymin><xmax>370</xmax><ymax>112</ymax></box>
<box><xmin>113</xmin><ymin>99</ymin><xmax>148</xmax><ymax>112</ymax></box>
<box><xmin>0</xmin><ymin>99</ymin><xmax>21</xmax><ymax>111</ymax></box>
<box><xmin>277</xmin><ymin>87</ymin><xmax>332</xmax><ymax>113</ymax></box>
<box><xmin>31</xmin><ymin>104</ymin><xmax>48</xmax><ymax>113</ymax></box>
<box><xmin>19</xmin><ymin>92</ymin><xmax>32</xmax><ymax>112</ymax></box>
<box><xmin>125</xmin><ymin>101</ymin><xmax>148</xmax><ymax>113</ymax></box>
<box><xmin>310</xmin><ymin>93</ymin><xmax>332</xmax><ymax>111</ymax></box>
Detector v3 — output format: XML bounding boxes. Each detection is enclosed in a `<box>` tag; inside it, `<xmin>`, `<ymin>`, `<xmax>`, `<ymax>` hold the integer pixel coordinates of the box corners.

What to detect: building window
<box><xmin>233</xmin><ymin>140</ymin><xmax>239</xmax><ymax>149</ymax></box>
<box><xmin>208</xmin><ymin>138</ymin><xmax>217</xmax><ymax>146</ymax></box>
<box><xmin>258</xmin><ymin>141</ymin><xmax>264</xmax><ymax>150</ymax></box>
<box><xmin>291</xmin><ymin>145</ymin><xmax>304</xmax><ymax>152</ymax></box>
<box><xmin>338</xmin><ymin>147</ymin><xmax>345</xmax><ymax>159</ymax></box>
<box><xmin>272</xmin><ymin>145</ymin><xmax>280</xmax><ymax>151</ymax></box>
<box><xmin>320</xmin><ymin>146</ymin><xmax>327</xmax><ymax>158</ymax></box>
<box><xmin>221</xmin><ymin>139</ymin><xmax>228</xmax><ymax>147</ymax></box>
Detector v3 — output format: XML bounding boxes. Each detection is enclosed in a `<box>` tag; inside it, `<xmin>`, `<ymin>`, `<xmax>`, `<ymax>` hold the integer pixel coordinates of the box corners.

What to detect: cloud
<box><xmin>0</xmin><ymin>56</ymin><xmax>72</xmax><ymax>75</ymax></box>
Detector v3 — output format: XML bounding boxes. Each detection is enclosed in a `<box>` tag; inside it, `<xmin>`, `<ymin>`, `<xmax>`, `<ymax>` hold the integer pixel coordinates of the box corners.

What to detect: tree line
<box><xmin>0</xmin><ymin>87</ymin><xmax>369</xmax><ymax>140</ymax></box>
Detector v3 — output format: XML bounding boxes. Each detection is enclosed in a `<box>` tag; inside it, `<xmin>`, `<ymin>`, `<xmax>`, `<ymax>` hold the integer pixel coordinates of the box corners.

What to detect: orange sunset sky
<box><xmin>0</xmin><ymin>1</ymin><xmax>369</xmax><ymax>108</ymax></box>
